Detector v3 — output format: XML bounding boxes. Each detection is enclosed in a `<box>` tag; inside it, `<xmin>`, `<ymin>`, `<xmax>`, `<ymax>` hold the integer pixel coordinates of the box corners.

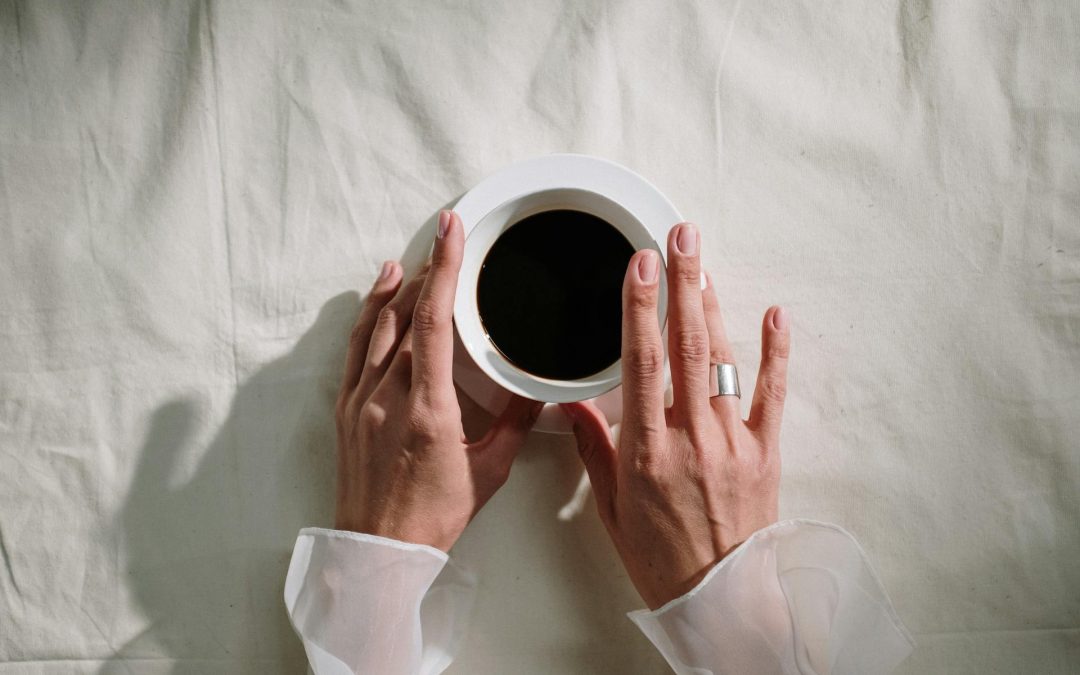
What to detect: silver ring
<box><xmin>709</xmin><ymin>363</ymin><xmax>740</xmax><ymax>398</ymax></box>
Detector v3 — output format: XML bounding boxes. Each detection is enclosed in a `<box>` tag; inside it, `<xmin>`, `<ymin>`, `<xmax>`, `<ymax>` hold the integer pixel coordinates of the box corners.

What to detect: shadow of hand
<box><xmin>104</xmin><ymin>292</ymin><xmax>359</xmax><ymax>674</ymax></box>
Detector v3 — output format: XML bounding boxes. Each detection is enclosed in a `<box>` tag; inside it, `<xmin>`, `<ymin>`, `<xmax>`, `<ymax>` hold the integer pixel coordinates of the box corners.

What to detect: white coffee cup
<box><xmin>452</xmin><ymin>155</ymin><xmax>681</xmax><ymax>426</ymax></box>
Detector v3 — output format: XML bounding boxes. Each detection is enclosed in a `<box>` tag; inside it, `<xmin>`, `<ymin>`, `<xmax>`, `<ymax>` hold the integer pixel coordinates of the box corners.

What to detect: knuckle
<box><xmin>358</xmin><ymin>401</ymin><xmax>387</xmax><ymax>429</ymax></box>
<box><xmin>631</xmin><ymin>449</ymin><xmax>675</xmax><ymax>486</ymax></box>
<box><xmin>411</xmin><ymin>299</ymin><xmax>442</xmax><ymax>335</ymax></box>
<box><xmin>626</xmin><ymin>286</ymin><xmax>658</xmax><ymax>313</ymax></box>
<box><xmin>767</xmin><ymin>339</ymin><xmax>791</xmax><ymax>361</ymax></box>
<box><xmin>759</xmin><ymin>376</ymin><xmax>787</xmax><ymax>404</ymax></box>
<box><xmin>674</xmin><ymin>328</ymin><xmax>709</xmax><ymax>361</ymax></box>
<box><xmin>709</xmin><ymin>337</ymin><xmax>733</xmax><ymax>363</ymax></box>
<box><xmin>625</xmin><ymin>343</ymin><xmax>664</xmax><ymax>379</ymax></box>
<box><xmin>710</xmin><ymin>345</ymin><xmax>733</xmax><ymax>363</ymax></box>
<box><xmin>375</xmin><ymin>305</ymin><xmax>400</xmax><ymax>333</ymax></box>
<box><xmin>576</xmin><ymin>436</ymin><xmax>607</xmax><ymax>476</ymax></box>
<box><xmin>631</xmin><ymin>451</ymin><xmax>664</xmax><ymax>480</ymax></box>
<box><xmin>675</xmin><ymin>265</ymin><xmax>700</xmax><ymax>284</ymax></box>
<box><xmin>577</xmin><ymin>439</ymin><xmax>599</xmax><ymax>468</ymax></box>
<box><xmin>402</xmin><ymin>400</ymin><xmax>439</xmax><ymax>444</ymax></box>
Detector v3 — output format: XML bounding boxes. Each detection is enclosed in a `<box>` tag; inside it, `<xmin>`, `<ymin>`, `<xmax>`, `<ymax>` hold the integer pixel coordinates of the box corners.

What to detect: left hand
<box><xmin>334</xmin><ymin>210</ymin><xmax>543</xmax><ymax>552</ymax></box>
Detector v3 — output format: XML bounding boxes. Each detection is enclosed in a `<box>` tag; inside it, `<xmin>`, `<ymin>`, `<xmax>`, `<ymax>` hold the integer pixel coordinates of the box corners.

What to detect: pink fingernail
<box><xmin>676</xmin><ymin>223</ymin><xmax>698</xmax><ymax>255</ymax></box>
<box><xmin>379</xmin><ymin>260</ymin><xmax>395</xmax><ymax>280</ymax></box>
<box><xmin>773</xmin><ymin>306</ymin><xmax>789</xmax><ymax>330</ymax></box>
<box><xmin>437</xmin><ymin>210</ymin><xmax>452</xmax><ymax>239</ymax></box>
<box><xmin>637</xmin><ymin>250</ymin><xmax>659</xmax><ymax>283</ymax></box>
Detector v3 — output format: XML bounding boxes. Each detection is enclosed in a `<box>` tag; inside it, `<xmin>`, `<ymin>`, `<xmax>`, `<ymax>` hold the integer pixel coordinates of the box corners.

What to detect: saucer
<box><xmin>452</xmin><ymin>154</ymin><xmax>681</xmax><ymax>434</ymax></box>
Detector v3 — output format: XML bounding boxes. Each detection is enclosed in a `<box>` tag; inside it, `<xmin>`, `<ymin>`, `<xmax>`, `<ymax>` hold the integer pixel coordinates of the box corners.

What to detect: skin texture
<box><xmin>333</xmin><ymin>214</ymin><xmax>790</xmax><ymax>612</ymax></box>
<box><xmin>562</xmin><ymin>223</ymin><xmax>791</xmax><ymax>610</ymax></box>
<box><xmin>334</xmin><ymin>210</ymin><xmax>543</xmax><ymax>552</ymax></box>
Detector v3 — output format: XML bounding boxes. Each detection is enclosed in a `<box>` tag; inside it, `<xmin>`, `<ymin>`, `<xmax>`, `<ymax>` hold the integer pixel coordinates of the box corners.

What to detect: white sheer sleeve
<box><xmin>284</xmin><ymin>527</ymin><xmax>476</xmax><ymax>675</ymax></box>
<box><xmin>629</xmin><ymin>519</ymin><xmax>913</xmax><ymax>675</ymax></box>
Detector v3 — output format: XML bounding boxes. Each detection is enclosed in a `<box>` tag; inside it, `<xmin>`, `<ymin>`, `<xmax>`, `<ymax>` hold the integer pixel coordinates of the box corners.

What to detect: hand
<box><xmin>334</xmin><ymin>211</ymin><xmax>543</xmax><ymax>552</ymax></box>
<box><xmin>562</xmin><ymin>223</ymin><xmax>791</xmax><ymax>609</ymax></box>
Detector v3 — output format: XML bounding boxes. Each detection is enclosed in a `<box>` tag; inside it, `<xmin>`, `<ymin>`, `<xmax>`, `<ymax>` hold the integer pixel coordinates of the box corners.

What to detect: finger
<box><xmin>701</xmin><ymin>271</ymin><xmax>741</xmax><ymax>422</ymax></box>
<box><xmin>620</xmin><ymin>248</ymin><xmax>666</xmax><ymax>444</ymax></box>
<box><xmin>354</xmin><ymin>267</ymin><xmax>428</xmax><ymax>403</ymax></box>
<box><xmin>667</xmin><ymin>223</ymin><xmax>711</xmax><ymax>424</ymax></box>
<box><xmin>383</xmin><ymin>325</ymin><xmax>415</xmax><ymax>390</ymax></box>
<box><xmin>561</xmin><ymin>401</ymin><xmax>617</xmax><ymax>521</ymax></box>
<box><xmin>411</xmin><ymin>210</ymin><xmax>464</xmax><ymax>404</ymax></box>
<box><xmin>341</xmin><ymin>261</ymin><xmax>403</xmax><ymax>396</ymax></box>
<box><xmin>339</xmin><ymin>260</ymin><xmax>403</xmax><ymax>395</ymax></box>
<box><xmin>748</xmin><ymin>306</ymin><xmax>791</xmax><ymax>445</ymax></box>
<box><xmin>471</xmin><ymin>395</ymin><xmax>544</xmax><ymax>476</ymax></box>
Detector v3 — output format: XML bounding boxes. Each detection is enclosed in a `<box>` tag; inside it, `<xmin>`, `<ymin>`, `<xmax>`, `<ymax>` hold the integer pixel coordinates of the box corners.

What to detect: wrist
<box><xmin>634</xmin><ymin>558</ymin><xmax>720</xmax><ymax>610</ymax></box>
<box><xmin>629</xmin><ymin>515</ymin><xmax>780</xmax><ymax>610</ymax></box>
<box><xmin>334</xmin><ymin>506</ymin><xmax>462</xmax><ymax>552</ymax></box>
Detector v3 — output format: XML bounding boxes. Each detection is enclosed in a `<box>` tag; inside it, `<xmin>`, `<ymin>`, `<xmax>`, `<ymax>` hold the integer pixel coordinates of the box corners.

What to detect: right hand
<box><xmin>561</xmin><ymin>223</ymin><xmax>791</xmax><ymax>610</ymax></box>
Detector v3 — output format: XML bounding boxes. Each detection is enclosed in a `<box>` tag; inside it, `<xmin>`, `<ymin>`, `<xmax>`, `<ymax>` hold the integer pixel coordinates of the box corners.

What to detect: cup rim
<box><xmin>452</xmin><ymin>154</ymin><xmax>681</xmax><ymax>403</ymax></box>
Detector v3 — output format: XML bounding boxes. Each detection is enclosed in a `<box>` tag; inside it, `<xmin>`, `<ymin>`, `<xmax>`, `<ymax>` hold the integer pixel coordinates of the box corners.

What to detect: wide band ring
<box><xmin>709</xmin><ymin>363</ymin><xmax>740</xmax><ymax>398</ymax></box>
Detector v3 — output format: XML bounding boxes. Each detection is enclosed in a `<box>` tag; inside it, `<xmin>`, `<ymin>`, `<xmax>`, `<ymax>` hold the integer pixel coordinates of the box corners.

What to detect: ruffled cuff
<box><xmin>284</xmin><ymin>527</ymin><xmax>476</xmax><ymax>675</ymax></box>
<box><xmin>629</xmin><ymin>519</ymin><xmax>913</xmax><ymax>675</ymax></box>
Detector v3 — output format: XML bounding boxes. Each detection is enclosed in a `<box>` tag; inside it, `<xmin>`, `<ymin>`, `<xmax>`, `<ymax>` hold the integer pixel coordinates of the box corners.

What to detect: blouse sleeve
<box><xmin>284</xmin><ymin>527</ymin><xmax>476</xmax><ymax>675</ymax></box>
<box><xmin>629</xmin><ymin>519</ymin><xmax>914</xmax><ymax>675</ymax></box>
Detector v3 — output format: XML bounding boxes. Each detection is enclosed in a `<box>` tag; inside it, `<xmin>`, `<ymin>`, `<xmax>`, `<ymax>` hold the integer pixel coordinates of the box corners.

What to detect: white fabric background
<box><xmin>1</xmin><ymin>1</ymin><xmax>1077</xmax><ymax>673</ymax></box>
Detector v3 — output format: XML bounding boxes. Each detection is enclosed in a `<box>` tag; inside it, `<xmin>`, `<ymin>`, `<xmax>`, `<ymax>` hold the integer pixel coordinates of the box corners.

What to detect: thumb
<box><xmin>560</xmin><ymin>401</ymin><xmax>617</xmax><ymax>518</ymax></box>
<box><xmin>472</xmin><ymin>394</ymin><xmax>544</xmax><ymax>473</ymax></box>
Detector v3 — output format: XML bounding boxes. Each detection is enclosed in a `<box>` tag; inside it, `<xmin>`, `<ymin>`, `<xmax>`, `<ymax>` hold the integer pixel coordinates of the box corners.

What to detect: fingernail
<box><xmin>701</xmin><ymin>271</ymin><xmax>708</xmax><ymax>290</ymax></box>
<box><xmin>437</xmin><ymin>210</ymin><xmax>452</xmax><ymax>239</ymax></box>
<box><xmin>676</xmin><ymin>223</ymin><xmax>698</xmax><ymax>255</ymax></box>
<box><xmin>559</xmin><ymin>403</ymin><xmax>579</xmax><ymax>421</ymax></box>
<box><xmin>379</xmin><ymin>260</ymin><xmax>395</xmax><ymax>280</ymax></box>
<box><xmin>637</xmin><ymin>250</ymin><xmax>659</xmax><ymax>283</ymax></box>
<box><xmin>773</xmin><ymin>306</ymin><xmax>789</xmax><ymax>331</ymax></box>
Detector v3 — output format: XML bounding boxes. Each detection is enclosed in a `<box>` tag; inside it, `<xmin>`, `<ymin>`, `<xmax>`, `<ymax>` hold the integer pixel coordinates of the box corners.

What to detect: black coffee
<box><xmin>477</xmin><ymin>209</ymin><xmax>635</xmax><ymax>380</ymax></box>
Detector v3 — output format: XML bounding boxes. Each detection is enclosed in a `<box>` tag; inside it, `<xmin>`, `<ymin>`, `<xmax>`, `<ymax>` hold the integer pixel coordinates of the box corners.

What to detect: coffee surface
<box><xmin>477</xmin><ymin>209</ymin><xmax>635</xmax><ymax>380</ymax></box>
